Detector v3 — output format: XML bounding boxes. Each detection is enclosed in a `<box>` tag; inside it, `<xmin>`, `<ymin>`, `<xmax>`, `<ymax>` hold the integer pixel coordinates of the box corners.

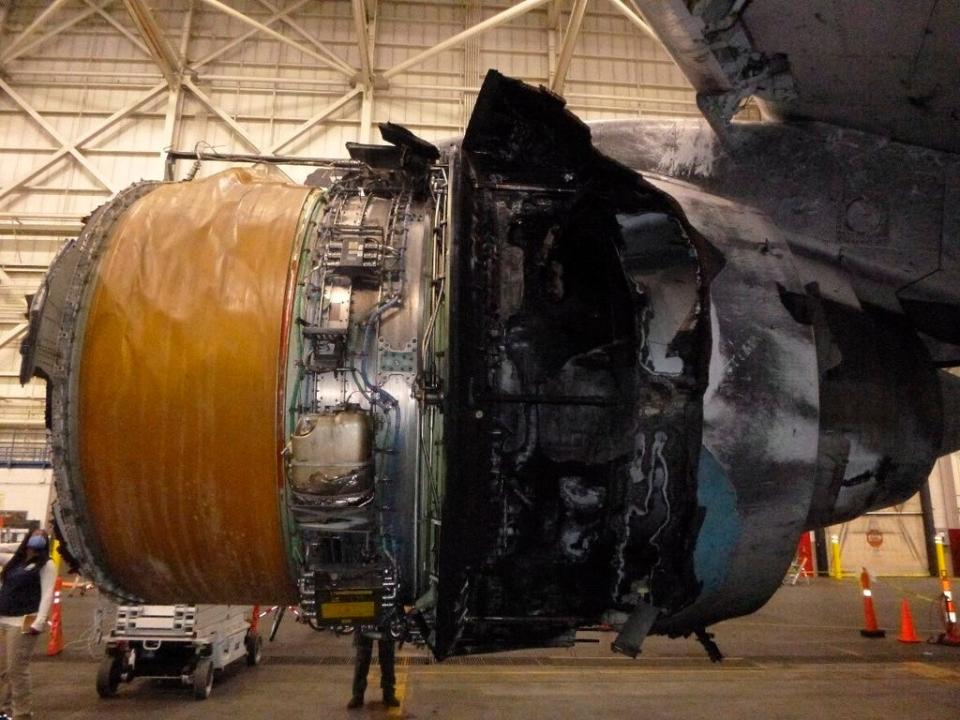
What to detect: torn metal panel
<box><xmin>611</xmin><ymin>601</ymin><xmax>660</xmax><ymax>658</ymax></box>
<box><xmin>629</xmin><ymin>0</ymin><xmax>731</xmax><ymax>95</ymax></box>
<box><xmin>590</xmin><ymin>118</ymin><xmax>960</xmax><ymax>337</ymax></box>
<box><xmin>803</xmin><ymin>304</ymin><xmax>946</xmax><ymax>528</ymax></box>
<box><xmin>436</xmin><ymin>71</ymin><xmax>714</xmax><ymax>658</ymax></box>
<box><xmin>632</xmin><ymin>0</ymin><xmax>796</xmax><ymax>137</ymax></box>
<box><xmin>645</xmin><ymin>180</ymin><xmax>821</xmax><ymax>633</ymax></box>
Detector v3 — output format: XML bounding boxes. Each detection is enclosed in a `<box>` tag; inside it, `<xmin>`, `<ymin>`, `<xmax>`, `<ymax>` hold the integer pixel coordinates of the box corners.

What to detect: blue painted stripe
<box><xmin>693</xmin><ymin>447</ymin><xmax>740</xmax><ymax>595</ymax></box>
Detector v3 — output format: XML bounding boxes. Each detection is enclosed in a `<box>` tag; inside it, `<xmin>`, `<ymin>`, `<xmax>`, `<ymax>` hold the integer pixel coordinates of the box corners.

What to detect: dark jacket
<box><xmin>0</xmin><ymin>559</ymin><xmax>47</xmax><ymax>617</ymax></box>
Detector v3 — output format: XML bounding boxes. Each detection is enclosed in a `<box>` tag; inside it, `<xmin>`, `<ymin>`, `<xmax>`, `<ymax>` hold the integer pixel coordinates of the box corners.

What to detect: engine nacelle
<box><xmin>21</xmin><ymin>71</ymin><xmax>958</xmax><ymax>658</ymax></box>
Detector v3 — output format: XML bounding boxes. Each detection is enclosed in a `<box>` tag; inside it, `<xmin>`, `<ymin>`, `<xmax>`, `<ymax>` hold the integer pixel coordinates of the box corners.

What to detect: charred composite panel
<box><xmin>436</xmin><ymin>74</ymin><xmax>715</xmax><ymax>657</ymax></box>
<box><xmin>591</xmin><ymin>117</ymin><xmax>960</xmax><ymax>633</ymax></box>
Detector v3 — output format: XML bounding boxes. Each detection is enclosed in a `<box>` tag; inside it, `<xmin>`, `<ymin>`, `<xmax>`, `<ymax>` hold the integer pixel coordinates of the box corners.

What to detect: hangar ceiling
<box><xmin>0</xmin><ymin>0</ymin><xmax>697</xmax><ymax>457</ymax></box>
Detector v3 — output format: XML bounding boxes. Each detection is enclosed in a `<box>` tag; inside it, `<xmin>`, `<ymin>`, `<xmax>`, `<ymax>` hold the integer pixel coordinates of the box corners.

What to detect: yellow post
<box><xmin>934</xmin><ymin>534</ymin><xmax>948</xmax><ymax>579</ymax></box>
<box><xmin>51</xmin><ymin>537</ymin><xmax>62</xmax><ymax>572</ymax></box>
<box><xmin>830</xmin><ymin>534</ymin><xmax>843</xmax><ymax>579</ymax></box>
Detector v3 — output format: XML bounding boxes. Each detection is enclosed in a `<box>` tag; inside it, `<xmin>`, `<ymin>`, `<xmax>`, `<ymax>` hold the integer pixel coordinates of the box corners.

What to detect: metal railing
<box><xmin>0</xmin><ymin>428</ymin><xmax>52</xmax><ymax>468</ymax></box>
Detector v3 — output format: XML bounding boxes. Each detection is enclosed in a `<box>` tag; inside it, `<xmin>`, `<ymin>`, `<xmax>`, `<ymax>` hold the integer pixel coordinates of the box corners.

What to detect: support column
<box><xmin>359</xmin><ymin>86</ymin><xmax>374</xmax><ymax>144</ymax></box>
<box><xmin>159</xmin><ymin>0</ymin><xmax>193</xmax><ymax>175</ymax></box>
<box><xmin>160</xmin><ymin>89</ymin><xmax>184</xmax><ymax>176</ymax></box>
<box><xmin>920</xmin><ymin>480</ymin><xmax>939</xmax><ymax>577</ymax></box>
<box><xmin>463</xmin><ymin>0</ymin><xmax>482</xmax><ymax>127</ymax></box>
<box><xmin>935</xmin><ymin>455</ymin><xmax>960</xmax><ymax>576</ymax></box>
<box><xmin>355</xmin><ymin>0</ymin><xmax>378</xmax><ymax>145</ymax></box>
<box><xmin>813</xmin><ymin>527</ymin><xmax>829</xmax><ymax>577</ymax></box>
<box><xmin>937</xmin><ymin>456</ymin><xmax>960</xmax><ymax>530</ymax></box>
<box><xmin>0</xmin><ymin>2</ymin><xmax>9</xmax><ymax>43</ymax></box>
<box><xmin>550</xmin><ymin>0</ymin><xmax>588</xmax><ymax>95</ymax></box>
<box><xmin>546</xmin><ymin>0</ymin><xmax>561</xmax><ymax>87</ymax></box>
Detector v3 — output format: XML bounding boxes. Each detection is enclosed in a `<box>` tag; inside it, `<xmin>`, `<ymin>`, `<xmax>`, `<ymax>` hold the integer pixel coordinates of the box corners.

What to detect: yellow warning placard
<box><xmin>320</xmin><ymin>602</ymin><xmax>376</xmax><ymax>620</ymax></box>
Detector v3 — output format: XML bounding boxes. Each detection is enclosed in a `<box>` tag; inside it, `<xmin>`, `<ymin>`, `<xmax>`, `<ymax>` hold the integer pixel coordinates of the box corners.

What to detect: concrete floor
<box><xmin>32</xmin><ymin>576</ymin><xmax>960</xmax><ymax>719</ymax></box>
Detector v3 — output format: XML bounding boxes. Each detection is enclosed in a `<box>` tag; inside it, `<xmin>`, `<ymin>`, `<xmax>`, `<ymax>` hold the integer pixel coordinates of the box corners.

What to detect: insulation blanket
<box><xmin>77</xmin><ymin>166</ymin><xmax>314</xmax><ymax>603</ymax></box>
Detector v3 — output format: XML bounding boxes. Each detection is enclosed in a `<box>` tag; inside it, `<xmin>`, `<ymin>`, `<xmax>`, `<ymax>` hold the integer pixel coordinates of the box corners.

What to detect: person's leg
<box><xmin>9</xmin><ymin>631</ymin><xmax>37</xmax><ymax>720</ymax></box>
<box><xmin>379</xmin><ymin>638</ymin><xmax>397</xmax><ymax>705</ymax></box>
<box><xmin>0</xmin><ymin>625</ymin><xmax>14</xmax><ymax>717</ymax></box>
<box><xmin>350</xmin><ymin>633</ymin><xmax>373</xmax><ymax>706</ymax></box>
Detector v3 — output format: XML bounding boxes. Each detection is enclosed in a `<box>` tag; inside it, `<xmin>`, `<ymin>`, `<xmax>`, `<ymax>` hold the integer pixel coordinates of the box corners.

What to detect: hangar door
<box><xmin>829</xmin><ymin>492</ymin><xmax>928</xmax><ymax>576</ymax></box>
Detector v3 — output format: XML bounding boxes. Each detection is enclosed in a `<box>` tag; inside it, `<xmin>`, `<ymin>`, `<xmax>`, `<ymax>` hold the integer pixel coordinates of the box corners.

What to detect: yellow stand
<box><xmin>934</xmin><ymin>534</ymin><xmax>947</xmax><ymax>578</ymax></box>
<box><xmin>830</xmin><ymin>534</ymin><xmax>843</xmax><ymax>579</ymax></box>
<box><xmin>51</xmin><ymin>537</ymin><xmax>62</xmax><ymax>572</ymax></box>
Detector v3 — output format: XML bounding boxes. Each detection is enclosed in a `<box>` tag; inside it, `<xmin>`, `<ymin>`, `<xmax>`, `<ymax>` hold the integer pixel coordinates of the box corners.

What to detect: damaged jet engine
<box><xmin>20</xmin><ymin>71</ymin><xmax>960</xmax><ymax>659</ymax></box>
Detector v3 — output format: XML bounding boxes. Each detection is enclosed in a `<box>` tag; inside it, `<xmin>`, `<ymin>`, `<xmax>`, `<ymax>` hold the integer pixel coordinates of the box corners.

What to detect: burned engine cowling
<box><xmin>20</xmin><ymin>70</ymin><xmax>958</xmax><ymax>661</ymax></box>
<box><xmin>435</xmin><ymin>74</ymin><xmax>719</xmax><ymax>655</ymax></box>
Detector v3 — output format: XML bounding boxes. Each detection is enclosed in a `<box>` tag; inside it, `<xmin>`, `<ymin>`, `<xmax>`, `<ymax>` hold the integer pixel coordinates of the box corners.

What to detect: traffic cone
<box><xmin>897</xmin><ymin>599</ymin><xmax>920</xmax><ymax>643</ymax></box>
<box><xmin>46</xmin><ymin>576</ymin><xmax>64</xmax><ymax>656</ymax></box>
<box><xmin>859</xmin><ymin>568</ymin><xmax>886</xmax><ymax>638</ymax></box>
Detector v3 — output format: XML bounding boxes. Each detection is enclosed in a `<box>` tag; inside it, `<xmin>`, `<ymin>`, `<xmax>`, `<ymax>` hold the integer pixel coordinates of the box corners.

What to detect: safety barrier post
<box><xmin>934</xmin><ymin>534</ymin><xmax>948</xmax><ymax>578</ymax></box>
<box><xmin>859</xmin><ymin>567</ymin><xmax>885</xmax><ymax>638</ymax></box>
<box><xmin>46</xmin><ymin>576</ymin><xmax>64</xmax><ymax>656</ymax></box>
<box><xmin>935</xmin><ymin>567</ymin><xmax>960</xmax><ymax>646</ymax></box>
<box><xmin>830</xmin><ymin>534</ymin><xmax>843</xmax><ymax>579</ymax></box>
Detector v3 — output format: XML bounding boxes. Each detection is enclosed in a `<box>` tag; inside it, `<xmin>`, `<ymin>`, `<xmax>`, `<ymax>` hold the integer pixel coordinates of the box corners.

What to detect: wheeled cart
<box><xmin>96</xmin><ymin>604</ymin><xmax>262</xmax><ymax>700</ymax></box>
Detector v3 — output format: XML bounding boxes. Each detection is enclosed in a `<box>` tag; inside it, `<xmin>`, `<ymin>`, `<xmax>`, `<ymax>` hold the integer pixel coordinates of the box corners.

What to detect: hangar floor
<box><xmin>33</xmin><ymin>577</ymin><xmax>960</xmax><ymax>719</ymax></box>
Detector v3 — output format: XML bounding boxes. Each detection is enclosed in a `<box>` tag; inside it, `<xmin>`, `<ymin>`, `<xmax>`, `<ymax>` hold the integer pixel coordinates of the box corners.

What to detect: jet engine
<box><xmin>21</xmin><ymin>71</ymin><xmax>959</xmax><ymax>658</ymax></box>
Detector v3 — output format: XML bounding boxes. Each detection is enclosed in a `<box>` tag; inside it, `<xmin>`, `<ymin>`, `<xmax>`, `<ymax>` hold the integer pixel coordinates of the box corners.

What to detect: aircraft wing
<box><xmin>632</xmin><ymin>0</ymin><xmax>960</xmax><ymax>153</ymax></box>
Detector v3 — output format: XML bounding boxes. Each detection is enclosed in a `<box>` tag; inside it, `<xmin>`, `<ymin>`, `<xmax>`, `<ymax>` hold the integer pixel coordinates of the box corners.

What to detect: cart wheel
<box><xmin>245</xmin><ymin>633</ymin><xmax>263</xmax><ymax>666</ymax></box>
<box><xmin>192</xmin><ymin>657</ymin><xmax>214</xmax><ymax>700</ymax></box>
<box><xmin>96</xmin><ymin>656</ymin><xmax>122</xmax><ymax>698</ymax></box>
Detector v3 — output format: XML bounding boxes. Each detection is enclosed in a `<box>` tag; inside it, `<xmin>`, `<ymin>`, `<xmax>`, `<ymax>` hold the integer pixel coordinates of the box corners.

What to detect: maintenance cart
<box><xmin>96</xmin><ymin>604</ymin><xmax>262</xmax><ymax>700</ymax></box>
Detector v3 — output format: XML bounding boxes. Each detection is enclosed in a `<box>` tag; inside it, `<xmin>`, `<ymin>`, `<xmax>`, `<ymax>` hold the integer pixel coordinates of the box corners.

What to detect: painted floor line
<box><xmin>389</xmin><ymin>664</ymin><xmax>409</xmax><ymax>717</ymax></box>
<box><xmin>902</xmin><ymin>662</ymin><xmax>960</xmax><ymax>681</ymax></box>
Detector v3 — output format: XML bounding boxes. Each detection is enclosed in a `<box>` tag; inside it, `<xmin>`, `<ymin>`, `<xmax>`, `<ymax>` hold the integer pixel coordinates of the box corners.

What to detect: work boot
<box><xmin>347</xmin><ymin>695</ymin><xmax>364</xmax><ymax>709</ymax></box>
<box><xmin>383</xmin><ymin>693</ymin><xmax>400</xmax><ymax>708</ymax></box>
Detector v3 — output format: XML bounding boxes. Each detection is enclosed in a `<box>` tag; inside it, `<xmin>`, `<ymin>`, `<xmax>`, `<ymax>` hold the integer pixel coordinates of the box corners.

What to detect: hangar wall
<box><xmin>0</xmin><ymin>467</ymin><xmax>52</xmax><ymax>523</ymax></box>
<box><xmin>830</xmin><ymin>494</ymin><xmax>929</xmax><ymax>577</ymax></box>
<box><xmin>828</xmin><ymin>456</ymin><xmax>960</xmax><ymax>577</ymax></box>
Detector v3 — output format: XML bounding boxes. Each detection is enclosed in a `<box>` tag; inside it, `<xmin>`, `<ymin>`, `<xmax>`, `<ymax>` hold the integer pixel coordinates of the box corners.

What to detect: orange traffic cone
<box><xmin>859</xmin><ymin>568</ymin><xmax>886</xmax><ymax>638</ymax></box>
<box><xmin>46</xmin><ymin>576</ymin><xmax>64</xmax><ymax>656</ymax></box>
<box><xmin>897</xmin><ymin>599</ymin><xmax>920</xmax><ymax>643</ymax></box>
